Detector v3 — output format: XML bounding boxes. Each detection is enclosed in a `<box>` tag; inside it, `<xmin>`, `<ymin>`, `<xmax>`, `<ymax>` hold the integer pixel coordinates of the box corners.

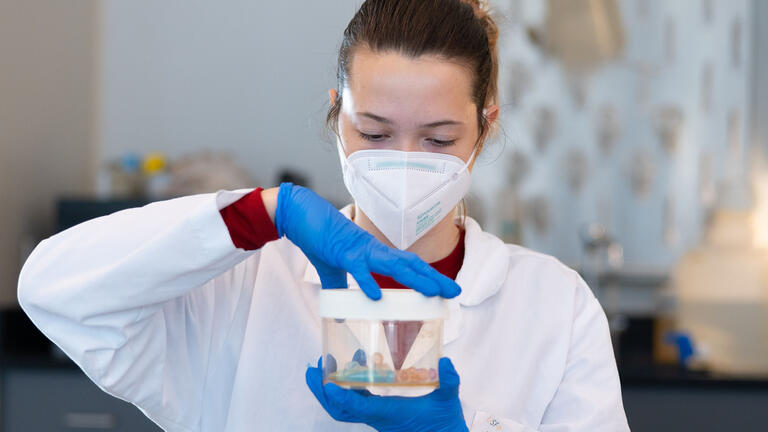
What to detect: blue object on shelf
<box><xmin>120</xmin><ymin>154</ymin><xmax>142</xmax><ymax>173</ymax></box>
<box><xmin>665</xmin><ymin>331</ymin><xmax>695</xmax><ymax>366</ymax></box>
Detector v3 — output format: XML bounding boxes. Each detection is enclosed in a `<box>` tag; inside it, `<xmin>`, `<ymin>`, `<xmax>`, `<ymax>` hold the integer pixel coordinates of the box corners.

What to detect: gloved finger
<box><xmin>353</xmin><ymin>388</ymin><xmax>374</xmax><ymax>397</ymax></box>
<box><xmin>305</xmin><ymin>357</ymin><xmax>330</xmax><ymax>409</ymax></box>
<box><xmin>324</xmin><ymin>382</ymin><xmax>383</xmax><ymax>420</ymax></box>
<box><xmin>432</xmin><ymin>357</ymin><xmax>461</xmax><ymax>401</ymax></box>
<box><xmin>366</xmin><ymin>247</ymin><xmax>441</xmax><ymax>296</ymax></box>
<box><xmin>382</xmin><ymin>248</ymin><xmax>461</xmax><ymax>298</ymax></box>
<box><xmin>401</xmin><ymin>254</ymin><xmax>462</xmax><ymax>298</ymax></box>
<box><xmin>349</xmin><ymin>269</ymin><xmax>382</xmax><ymax>300</ymax></box>
<box><xmin>435</xmin><ymin>276</ymin><xmax>461</xmax><ymax>299</ymax></box>
<box><xmin>307</xmin><ymin>362</ymin><xmax>353</xmax><ymax>422</ymax></box>
<box><xmin>390</xmin><ymin>268</ymin><xmax>441</xmax><ymax>296</ymax></box>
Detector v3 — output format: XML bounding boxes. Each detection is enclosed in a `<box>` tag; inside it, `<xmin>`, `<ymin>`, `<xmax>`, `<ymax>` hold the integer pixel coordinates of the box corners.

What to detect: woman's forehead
<box><xmin>343</xmin><ymin>48</ymin><xmax>476</xmax><ymax>125</ymax></box>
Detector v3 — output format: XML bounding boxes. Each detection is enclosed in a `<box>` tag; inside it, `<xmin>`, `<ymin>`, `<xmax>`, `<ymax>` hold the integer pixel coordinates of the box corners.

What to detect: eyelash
<box><xmin>357</xmin><ymin>132</ymin><xmax>456</xmax><ymax>147</ymax></box>
<box><xmin>358</xmin><ymin>132</ymin><xmax>387</xmax><ymax>142</ymax></box>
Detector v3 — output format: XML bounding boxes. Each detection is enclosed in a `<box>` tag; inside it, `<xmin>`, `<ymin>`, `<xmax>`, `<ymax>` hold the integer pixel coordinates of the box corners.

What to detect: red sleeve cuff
<box><xmin>219</xmin><ymin>188</ymin><xmax>280</xmax><ymax>251</ymax></box>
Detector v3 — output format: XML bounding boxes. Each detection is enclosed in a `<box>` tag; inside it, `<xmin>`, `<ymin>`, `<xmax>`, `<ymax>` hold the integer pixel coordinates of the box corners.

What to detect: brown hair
<box><xmin>327</xmin><ymin>0</ymin><xmax>499</xmax><ymax>151</ymax></box>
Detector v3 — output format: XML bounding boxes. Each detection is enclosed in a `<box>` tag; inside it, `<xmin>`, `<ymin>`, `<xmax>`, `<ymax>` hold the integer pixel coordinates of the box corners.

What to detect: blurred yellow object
<box><xmin>143</xmin><ymin>153</ymin><xmax>167</xmax><ymax>175</ymax></box>
<box><xmin>672</xmin><ymin>210</ymin><xmax>768</xmax><ymax>375</ymax></box>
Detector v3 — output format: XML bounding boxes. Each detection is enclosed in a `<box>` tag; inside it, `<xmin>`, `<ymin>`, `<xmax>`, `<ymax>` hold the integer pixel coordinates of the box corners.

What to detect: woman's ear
<box><xmin>484</xmin><ymin>104</ymin><xmax>499</xmax><ymax>125</ymax></box>
<box><xmin>476</xmin><ymin>104</ymin><xmax>500</xmax><ymax>150</ymax></box>
<box><xmin>329</xmin><ymin>89</ymin><xmax>339</xmax><ymax>107</ymax></box>
<box><xmin>470</xmin><ymin>105</ymin><xmax>501</xmax><ymax>170</ymax></box>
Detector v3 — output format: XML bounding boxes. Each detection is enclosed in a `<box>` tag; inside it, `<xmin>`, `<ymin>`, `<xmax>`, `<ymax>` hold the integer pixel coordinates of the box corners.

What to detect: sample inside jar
<box><xmin>319</xmin><ymin>289</ymin><xmax>447</xmax><ymax>396</ymax></box>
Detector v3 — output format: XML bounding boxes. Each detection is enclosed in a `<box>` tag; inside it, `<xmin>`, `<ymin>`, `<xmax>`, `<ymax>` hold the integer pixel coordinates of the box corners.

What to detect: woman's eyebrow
<box><xmin>358</xmin><ymin>112</ymin><xmax>393</xmax><ymax>124</ymax></box>
<box><xmin>420</xmin><ymin>119</ymin><xmax>463</xmax><ymax>128</ymax></box>
<box><xmin>357</xmin><ymin>111</ymin><xmax>463</xmax><ymax>128</ymax></box>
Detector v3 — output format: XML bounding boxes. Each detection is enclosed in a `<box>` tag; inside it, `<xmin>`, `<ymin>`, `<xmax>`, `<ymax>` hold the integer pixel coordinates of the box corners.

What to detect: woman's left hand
<box><xmin>274</xmin><ymin>182</ymin><xmax>461</xmax><ymax>300</ymax></box>
<box><xmin>306</xmin><ymin>357</ymin><xmax>469</xmax><ymax>432</ymax></box>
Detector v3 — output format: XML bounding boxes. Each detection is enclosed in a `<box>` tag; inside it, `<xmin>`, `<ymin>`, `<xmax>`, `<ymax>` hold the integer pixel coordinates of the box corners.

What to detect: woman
<box><xmin>18</xmin><ymin>0</ymin><xmax>629</xmax><ymax>431</ymax></box>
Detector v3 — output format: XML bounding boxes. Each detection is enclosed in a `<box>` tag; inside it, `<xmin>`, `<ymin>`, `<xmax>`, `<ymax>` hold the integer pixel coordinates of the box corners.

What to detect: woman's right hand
<box><xmin>271</xmin><ymin>183</ymin><xmax>461</xmax><ymax>300</ymax></box>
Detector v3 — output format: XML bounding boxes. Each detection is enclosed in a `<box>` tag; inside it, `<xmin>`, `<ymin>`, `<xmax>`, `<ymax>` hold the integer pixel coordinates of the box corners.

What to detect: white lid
<box><xmin>318</xmin><ymin>288</ymin><xmax>448</xmax><ymax>320</ymax></box>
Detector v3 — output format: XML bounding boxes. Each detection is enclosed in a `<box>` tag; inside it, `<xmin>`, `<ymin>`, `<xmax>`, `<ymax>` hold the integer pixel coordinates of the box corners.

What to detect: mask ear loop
<box><xmin>472</xmin><ymin>107</ymin><xmax>490</xmax><ymax>162</ymax></box>
<box><xmin>466</xmin><ymin>148</ymin><xmax>478</xmax><ymax>169</ymax></box>
<box><xmin>445</xmin><ymin>110</ymin><xmax>486</xmax><ymax>230</ymax></box>
<box><xmin>335</xmin><ymin>114</ymin><xmax>356</xmax><ymax>170</ymax></box>
<box><xmin>454</xmin><ymin>144</ymin><xmax>479</xmax><ymax>228</ymax></box>
<box><xmin>465</xmin><ymin>108</ymin><xmax>484</xmax><ymax>174</ymax></box>
<box><xmin>336</xmin><ymin>137</ymin><xmax>363</xmax><ymax>223</ymax></box>
<box><xmin>336</xmin><ymin>137</ymin><xmax>355</xmax><ymax>173</ymax></box>
<box><xmin>453</xmin><ymin>148</ymin><xmax>478</xmax><ymax>180</ymax></box>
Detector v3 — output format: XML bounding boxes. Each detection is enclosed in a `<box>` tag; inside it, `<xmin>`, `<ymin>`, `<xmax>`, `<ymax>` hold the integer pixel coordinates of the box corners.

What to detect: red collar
<box><xmin>372</xmin><ymin>229</ymin><xmax>465</xmax><ymax>288</ymax></box>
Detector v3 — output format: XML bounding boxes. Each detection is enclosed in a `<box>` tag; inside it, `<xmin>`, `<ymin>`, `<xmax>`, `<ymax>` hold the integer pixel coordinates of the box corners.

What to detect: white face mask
<box><xmin>338</xmin><ymin>141</ymin><xmax>475</xmax><ymax>250</ymax></box>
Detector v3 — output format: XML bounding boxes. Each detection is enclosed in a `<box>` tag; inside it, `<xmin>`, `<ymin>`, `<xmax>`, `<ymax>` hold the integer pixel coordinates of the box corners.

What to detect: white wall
<box><xmin>99</xmin><ymin>0</ymin><xmax>363</xmax><ymax>205</ymax></box>
<box><xmin>0</xmin><ymin>0</ymin><xmax>97</xmax><ymax>305</ymax></box>
<box><xmin>751</xmin><ymin>0</ymin><xmax>768</xmax><ymax>159</ymax></box>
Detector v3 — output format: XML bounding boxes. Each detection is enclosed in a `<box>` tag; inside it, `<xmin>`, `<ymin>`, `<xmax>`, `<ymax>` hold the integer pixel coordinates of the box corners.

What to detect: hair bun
<box><xmin>461</xmin><ymin>0</ymin><xmax>490</xmax><ymax>14</ymax></box>
<box><xmin>461</xmin><ymin>0</ymin><xmax>497</xmax><ymax>44</ymax></box>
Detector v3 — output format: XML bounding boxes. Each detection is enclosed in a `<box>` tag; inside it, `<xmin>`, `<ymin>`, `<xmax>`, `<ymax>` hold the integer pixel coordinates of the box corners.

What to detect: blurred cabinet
<box><xmin>2</xmin><ymin>368</ymin><xmax>161</xmax><ymax>432</ymax></box>
<box><xmin>622</xmin><ymin>375</ymin><xmax>768</xmax><ymax>432</ymax></box>
<box><xmin>0</xmin><ymin>308</ymin><xmax>160</xmax><ymax>432</ymax></box>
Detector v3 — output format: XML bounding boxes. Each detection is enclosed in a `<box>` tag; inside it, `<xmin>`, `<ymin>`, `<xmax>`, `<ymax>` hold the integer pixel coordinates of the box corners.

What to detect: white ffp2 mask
<box><xmin>338</xmin><ymin>143</ymin><xmax>475</xmax><ymax>250</ymax></box>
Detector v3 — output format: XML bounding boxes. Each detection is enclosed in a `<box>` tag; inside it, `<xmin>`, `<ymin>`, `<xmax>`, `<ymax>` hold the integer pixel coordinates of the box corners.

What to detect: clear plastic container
<box><xmin>319</xmin><ymin>288</ymin><xmax>447</xmax><ymax>396</ymax></box>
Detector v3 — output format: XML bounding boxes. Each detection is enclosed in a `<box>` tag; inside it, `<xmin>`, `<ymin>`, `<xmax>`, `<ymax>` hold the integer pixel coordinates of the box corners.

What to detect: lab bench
<box><xmin>0</xmin><ymin>310</ymin><xmax>160</xmax><ymax>432</ymax></box>
<box><xmin>621</xmin><ymin>365</ymin><xmax>768</xmax><ymax>431</ymax></box>
<box><xmin>2</xmin><ymin>361</ymin><xmax>162</xmax><ymax>432</ymax></box>
<box><xmin>615</xmin><ymin>313</ymin><xmax>768</xmax><ymax>431</ymax></box>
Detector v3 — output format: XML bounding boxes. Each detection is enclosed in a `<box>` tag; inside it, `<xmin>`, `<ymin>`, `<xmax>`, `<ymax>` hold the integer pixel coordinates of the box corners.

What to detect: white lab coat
<box><xmin>18</xmin><ymin>189</ymin><xmax>629</xmax><ymax>432</ymax></box>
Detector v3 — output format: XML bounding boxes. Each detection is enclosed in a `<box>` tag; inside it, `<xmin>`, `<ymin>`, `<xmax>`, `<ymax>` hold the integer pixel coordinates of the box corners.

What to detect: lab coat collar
<box><xmin>303</xmin><ymin>205</ymin><xmax>510</xmax><ymax>344</ymax></box>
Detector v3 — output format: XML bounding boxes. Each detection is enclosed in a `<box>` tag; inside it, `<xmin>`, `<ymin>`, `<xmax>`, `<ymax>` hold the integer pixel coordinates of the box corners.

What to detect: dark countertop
<box><xmin>620</xmin><ymin>364</ymin><xmax>768</xmax><ymax>389</ymax></box>
<box><xmin>2</xmin><ymin>354</ymin><xmax>79</xmax><ymax>371</ymax></box>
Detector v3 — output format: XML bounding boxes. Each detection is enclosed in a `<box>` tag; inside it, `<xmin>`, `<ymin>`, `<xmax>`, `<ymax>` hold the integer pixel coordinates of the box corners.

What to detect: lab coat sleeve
<box><xmin>18</xmin><ymin>190</ymin><xmax>263</xmax><ymax>432</ymax></box>
<box><xmin>469</xmin><ymin>277</ymin><xmax>629</xmax><ymax>432</ymax></box>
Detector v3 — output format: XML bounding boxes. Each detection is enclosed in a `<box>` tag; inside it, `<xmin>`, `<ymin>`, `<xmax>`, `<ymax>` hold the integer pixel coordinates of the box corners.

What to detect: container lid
<box><xmin>318</xmin><ymin>288</ymin><xmax>448</xmax><ymax>320</ymax></box>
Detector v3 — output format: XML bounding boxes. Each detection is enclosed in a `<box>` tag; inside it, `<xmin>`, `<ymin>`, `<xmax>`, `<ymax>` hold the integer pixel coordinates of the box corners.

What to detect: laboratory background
<box><xmin>1</xmin><ymin>0</ymin><xmax>767</xmax><ymax>430</ymax></box>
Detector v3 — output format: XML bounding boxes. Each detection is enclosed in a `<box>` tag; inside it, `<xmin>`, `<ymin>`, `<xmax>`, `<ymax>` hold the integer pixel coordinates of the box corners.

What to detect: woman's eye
<box><xmin>358</xmin><ymin>132</ymin><xmax>388</xmax><ymax>142</ymax></box>
<box><xmin>427</xmin><ymin>138</ymin><xmax>456</xmax><ymax>147</ymax></box>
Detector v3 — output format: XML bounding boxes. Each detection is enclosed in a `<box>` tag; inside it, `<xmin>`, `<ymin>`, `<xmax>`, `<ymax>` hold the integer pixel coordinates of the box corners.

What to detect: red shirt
<box><xmin>219</xmin><ymin>189</ymin><xmax>465</xmax><ymax>283</ymax></box>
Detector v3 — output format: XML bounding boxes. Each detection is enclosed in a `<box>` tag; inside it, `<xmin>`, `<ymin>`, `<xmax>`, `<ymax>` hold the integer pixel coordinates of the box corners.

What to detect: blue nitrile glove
<box><xmin>274</xmin><ymin>183</ymin><xmax>461</xmax><ymax>300</ymax></box>
<box><xmin>306</xmin><ymin>357</ymin><xmax>469</xmax><ymax>432</ymax></box>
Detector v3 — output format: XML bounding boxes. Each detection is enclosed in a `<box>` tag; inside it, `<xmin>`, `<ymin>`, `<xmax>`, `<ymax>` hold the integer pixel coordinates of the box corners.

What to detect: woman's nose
<box><xmin>394</xmin><ymin>138</ymin><xmax>422</xmax><ymax>152</ymax></box>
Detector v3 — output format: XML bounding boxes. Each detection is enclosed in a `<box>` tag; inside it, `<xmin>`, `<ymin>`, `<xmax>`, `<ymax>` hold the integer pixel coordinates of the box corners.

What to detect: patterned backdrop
<box><xmin>471</xmin><ymin>0</ymin><xmax>753</xmax><ymax>273</ymax></box>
